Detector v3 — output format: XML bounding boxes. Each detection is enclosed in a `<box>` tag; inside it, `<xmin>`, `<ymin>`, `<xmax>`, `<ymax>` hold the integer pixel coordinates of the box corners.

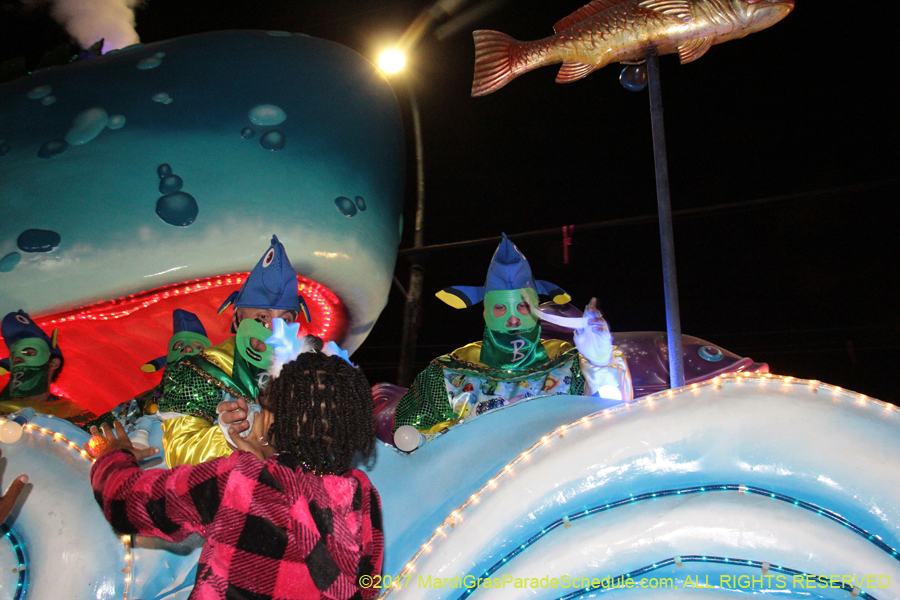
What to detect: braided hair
<box><xmin>261</xmin><ymin>351</ymin><xmax>375</xmax><ymax>475</ymax></box>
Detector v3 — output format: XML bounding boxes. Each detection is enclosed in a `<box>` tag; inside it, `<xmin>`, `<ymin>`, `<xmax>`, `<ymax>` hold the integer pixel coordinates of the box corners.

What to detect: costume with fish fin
<box><xmin>158</xmin><ymin>235</ymin><xmax>310</xmax><ymax>467</ymax></box>
<box><xmin>84</xmin><ymin>309</ymin><xmax>213</xmax><ymax>432</ymax></box>
<box><xmin>0</xmin><ymin>310</ymin><xmax>96</xmax><ymax>426</ymax></box>
<box><xmin>393</xmin><ymin>234</ymin><xmax>632</xmax><ymax>434</ymax></box>
<box><xmin>158</xmin><ymin>336</ymin><xmax>257</xmax><ymax>466</ymax></box>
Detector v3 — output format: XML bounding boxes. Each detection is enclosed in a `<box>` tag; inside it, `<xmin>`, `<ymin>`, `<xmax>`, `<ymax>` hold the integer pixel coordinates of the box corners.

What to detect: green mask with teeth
<box><xmin>235</xmin><ymin>318</ymin><xmax>274</xmax><ymax>369</ymax></box>
<box><xmin>228</xmin><ymin>318</ymin><xmax>275</xmax><ymax>400</ymax></box>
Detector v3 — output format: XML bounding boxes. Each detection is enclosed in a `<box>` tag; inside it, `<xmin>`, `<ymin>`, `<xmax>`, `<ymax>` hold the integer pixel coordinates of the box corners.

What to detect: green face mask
<box><xmin>483</xmin><ymin>288</ymin><xmax>539</xmax><ymax>332</ymax></box>
<box><xmin>10</xmin><ymin>338</ymin><xmax>51</xmax><ymax>367</ymax></box>
<box><xmin>235</xmin><ymin>318</ymin><xmax>275</xmax><ymax>370</ymax></box>
<box><xmin>5</xmin><ymin>338</ymin><xmax>52</xmax><ymax>398</ymax></box>
<box><xmin>167</xmin><ymin>331</ymin><xmax>211</xmax><ymax>364</ymax></box>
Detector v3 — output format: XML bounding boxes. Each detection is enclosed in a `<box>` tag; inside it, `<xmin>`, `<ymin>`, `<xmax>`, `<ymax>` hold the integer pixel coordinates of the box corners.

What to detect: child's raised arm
<box><xmin>88</xmin><ymin>422</ymin><xmax>238</xmax><ymax>541</ymax></box>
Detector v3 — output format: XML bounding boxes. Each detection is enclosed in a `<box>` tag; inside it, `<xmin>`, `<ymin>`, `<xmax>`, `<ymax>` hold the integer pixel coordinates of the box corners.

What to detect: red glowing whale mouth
<box><xmin>0</xmin><ymin>273</ymin><xmax>347</xmax><ymax>415</ymax></box>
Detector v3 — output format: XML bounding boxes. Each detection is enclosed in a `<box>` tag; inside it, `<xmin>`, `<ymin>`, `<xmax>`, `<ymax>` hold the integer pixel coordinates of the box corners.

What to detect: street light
<box><xmin>377</xmin><ymin>48</ymin><xmax>427</xmax><ymax>387</ymax></box>
<box><xmin>378</xmin><ymin>49</ymin><xmax>406</xmax><ymax>74</ymax></box>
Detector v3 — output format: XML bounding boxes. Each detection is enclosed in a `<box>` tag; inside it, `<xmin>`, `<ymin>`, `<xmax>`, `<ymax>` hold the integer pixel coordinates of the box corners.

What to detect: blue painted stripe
<box><xmin>2</xmin><ymin>523</ymin><xmax>28</xmax><ymax>600</ymax></box>
<box><xmin>455</xmin><ymin>484</ymin><xmax>897</xmax><ymax>600</ymax></box>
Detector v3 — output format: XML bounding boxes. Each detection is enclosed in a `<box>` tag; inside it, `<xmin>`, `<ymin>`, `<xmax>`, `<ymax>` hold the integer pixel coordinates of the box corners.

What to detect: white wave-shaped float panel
<box><xmin>382</xmin><ymin>375</ymin><xmax>900</xmax><ymax>600</ymax></box>
<box><xmin>0</xmin><ymin>415</ymin><xmax>131</xmax><ymax>600</ymax></box>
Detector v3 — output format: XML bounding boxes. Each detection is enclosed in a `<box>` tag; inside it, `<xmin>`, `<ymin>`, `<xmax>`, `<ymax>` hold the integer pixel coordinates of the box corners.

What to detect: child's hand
<box><xmin>84</xmin><ymin>421</ymin><xmax>160</xmax><ymax>461</ymax></box>
<box><xmin>0</xmin><ymin>448</ymin><xmax>27</xmax><ymax>523</ymax></box>
<box><xmin>231</xmin><ymin>431</ymin><xmax>271</xmax><ymax>462</ymax></box>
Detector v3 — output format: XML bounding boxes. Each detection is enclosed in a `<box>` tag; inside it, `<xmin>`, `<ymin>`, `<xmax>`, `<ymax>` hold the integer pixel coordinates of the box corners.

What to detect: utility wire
<box><xmin>398</xmin><ymin>179</ymin><xmax>898</xmax><ymax>257</ymax></box>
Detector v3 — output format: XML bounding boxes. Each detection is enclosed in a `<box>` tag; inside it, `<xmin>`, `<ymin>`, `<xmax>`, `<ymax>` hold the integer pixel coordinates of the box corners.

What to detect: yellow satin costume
<box><xmin>160</xmin><ymin>337</ymin><xmax>249</xmax><ymax>467</ymax></box>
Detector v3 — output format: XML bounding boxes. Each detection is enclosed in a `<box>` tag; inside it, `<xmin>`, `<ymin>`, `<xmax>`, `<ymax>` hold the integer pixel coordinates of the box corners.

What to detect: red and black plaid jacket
<box><xmin>91</xmin><ymin>449</ymin><xmax>383</xmax><ymax>600</ymax></box>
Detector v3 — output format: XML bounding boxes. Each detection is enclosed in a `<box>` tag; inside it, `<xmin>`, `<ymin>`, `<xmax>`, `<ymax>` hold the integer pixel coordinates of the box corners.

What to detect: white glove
<box><xmin>219</xmin><ymin>402</ymin><xmax>261</xmax><ymax>447</ymax></box>
<box><xmin>573</xmin><ymin>298</ymin><xmax>613</xmax><ymax>366</ymax></box>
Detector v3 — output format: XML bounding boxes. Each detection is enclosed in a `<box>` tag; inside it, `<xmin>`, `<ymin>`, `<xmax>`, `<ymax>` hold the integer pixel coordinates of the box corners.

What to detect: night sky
<box><xmin>2</xmin><ymin>0</ymin><xmax>897</xmax><ymax>402</ymax></box>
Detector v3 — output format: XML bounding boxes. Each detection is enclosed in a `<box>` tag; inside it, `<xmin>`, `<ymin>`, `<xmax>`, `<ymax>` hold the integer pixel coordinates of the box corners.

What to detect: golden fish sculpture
<box><xmin>471</xmin><ymin>0</ymin><xmax>794</xmax><ymax>96</ymax></box>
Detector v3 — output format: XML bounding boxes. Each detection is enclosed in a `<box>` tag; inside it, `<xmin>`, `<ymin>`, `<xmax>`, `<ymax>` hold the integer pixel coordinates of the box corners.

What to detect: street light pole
<box><xmin>397</xmin><ymin>81</ymin><xmax>426</xmax><ymax>387</ymax></box>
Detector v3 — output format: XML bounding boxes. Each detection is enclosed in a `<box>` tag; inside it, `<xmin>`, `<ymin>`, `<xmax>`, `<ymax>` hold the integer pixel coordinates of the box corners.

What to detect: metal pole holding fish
<box><xmin>646</xmin><ymin>50</ymin><xmax>685</xmax><ymax>389</ymax></box>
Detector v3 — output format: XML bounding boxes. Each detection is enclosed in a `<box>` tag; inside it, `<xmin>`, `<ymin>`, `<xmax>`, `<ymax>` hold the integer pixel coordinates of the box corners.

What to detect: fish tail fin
<box><xmin>471</xmin><ymin>30</ymin><xmax>522</xmax><ymax>97</ymax></box>
<box><xmin>556</xmin><ymin>61</ymin><xmax>597</xmax><ymax>84</ymax></box>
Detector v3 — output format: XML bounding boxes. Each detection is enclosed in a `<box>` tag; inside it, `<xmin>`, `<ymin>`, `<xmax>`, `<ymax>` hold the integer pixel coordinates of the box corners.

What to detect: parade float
<box><xmin>1</xmin><ymin>2</ymin><xmax>898</xmax><ymax>599</ymax></box>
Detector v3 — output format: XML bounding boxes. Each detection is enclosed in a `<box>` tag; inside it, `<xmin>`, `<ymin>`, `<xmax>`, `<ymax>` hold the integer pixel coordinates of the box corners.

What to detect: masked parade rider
<box><xmin>156</xmin><ymin>235</ymin><xmax>309</xmax><ymax>466</ymax></box>
<box><xmin>0</xmin><ymin>310</ymin><xmax>96</xmax><ymax>426</ymax></box>
<box><xmin>83</xmin><ymin>308</ymin><xmax>213</xmax><ymax>431</ymax></box>
<box><xmin>393</xmin><ymin>233</ymin><xmax>633</xmax><ymax>435</ymax></box>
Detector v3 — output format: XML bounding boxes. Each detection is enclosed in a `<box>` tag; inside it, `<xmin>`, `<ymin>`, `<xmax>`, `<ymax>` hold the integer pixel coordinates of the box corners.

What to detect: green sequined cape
<box><xmin>156</xmin><ymin>354</ymin><xmax>252</xmax><ymax>420</ymax></box>
<box><xmin>393</xmin><ymin>343</ymin><xmax>584</xmax><ymax>433</ymax></box>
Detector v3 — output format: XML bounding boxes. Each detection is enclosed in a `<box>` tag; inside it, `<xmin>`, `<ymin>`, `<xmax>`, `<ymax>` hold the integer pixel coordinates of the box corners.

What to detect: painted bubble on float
<box><xmin>16</xmin><ymin>229</ymin><xmax>61</xmax><ymax>253</ymax></box>
<box><xmin>154</xmin><ymin>164</ymin><xmax>197</xmax><ymax>226</ymax></box>
<box><xmin>159</xmin><ymin>175</ymin><xmax>183</xmax><ymax>194</ymax></box>
<box><xmin>107</xmin><ymin>114</ymin><xmax>126</xmax><ymax>129</ymax></box>
<box><xmin>65</xmin><ymin>107</ymin><xmax>110</xmax><ymax>145</ymax></box>
<box><xmin>259</xmin><ymin>129</ymin><xmax>286</xmax><ymax>151</ymax></box>
<box><xmin>249</xmin><ymin>104</ymin><xmax>287</xmax><ymax>126</ymax></box>
<box><xmin>26</xmin><ymin>85</ymin><xmax>52</xmax><ymax>99</ymax></box>
<box><xmin>37</xmin><ymin>139</ymin><xmax>68</xmax><ymax>158</ymax></box>
<box><xmin>335</xmin><ymin>196</ymin><xmax>358</xmax><ymax>217</ymax></box>
<box><xmin>0</xmin><ymin>252</ymin><xmax>20</xmax><ymax>272</ymax></box>
<box><xmin>156</xmin><ymin>191</ymin><xmax>199</xmax><ymax>226</ymax></box>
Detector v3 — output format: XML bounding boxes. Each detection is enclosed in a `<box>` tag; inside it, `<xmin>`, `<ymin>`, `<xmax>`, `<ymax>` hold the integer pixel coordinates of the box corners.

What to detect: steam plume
<box><xmin>24</xmin><ymin>0</ymin><xmax>142</xmax><ymax>52</ymax></box>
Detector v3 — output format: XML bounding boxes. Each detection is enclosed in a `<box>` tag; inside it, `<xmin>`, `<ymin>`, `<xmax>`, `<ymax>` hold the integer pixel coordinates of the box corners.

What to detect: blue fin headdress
<box><xmin>435</xmin><ymin>233</ymin><xmax>571</xmax><ymax>309</ymax></box>
<box><xmin>141</xmin><ymin>309</ymin><xmax>212</xmax><ymax>373</ymax></box>
<box><xmin>217</xmin><ymin>235</ymin><xmax>310</xmax><ymax>322</ymax></box>
<box><xmin>0</xmin><ymin>310</ymin><xmax>61</xmax><ymax>375</ymax></box>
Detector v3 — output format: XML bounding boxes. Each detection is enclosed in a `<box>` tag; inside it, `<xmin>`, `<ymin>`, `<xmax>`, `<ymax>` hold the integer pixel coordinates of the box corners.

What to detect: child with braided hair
<box><xmin>87</xmin><ymin>348</ymin><xmax>382</xmax><ymax>600</ymax></box>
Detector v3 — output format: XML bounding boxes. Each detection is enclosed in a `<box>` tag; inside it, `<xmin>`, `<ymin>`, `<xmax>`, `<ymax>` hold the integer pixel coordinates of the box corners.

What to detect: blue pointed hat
<box><xmin>141</xmin><ymin>309</ymin><xmax>211</xmax><ymax>373</ymax></box>
<box><xmin>0</xmin><ymin>310</ymin><xmax>61</xmax><ymax>374</ymax></box>
<box><xmin>173</xmin><ymin>309</ymin><xmax>208</xmax><ymax>338</ymax></box>
<box><xmin>218</xmin><ymin>235</ymin><xmax>310</xmax><ymax>322</ymax></box>
<box><xmin>436</xmin><ymin>233</ymin><xmax>571</xmax><ymax>309</ymax></box>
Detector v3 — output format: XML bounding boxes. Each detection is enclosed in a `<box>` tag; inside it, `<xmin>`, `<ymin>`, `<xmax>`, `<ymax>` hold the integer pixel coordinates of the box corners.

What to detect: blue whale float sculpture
<box><xmin>0</xmin><ymin>31</ymin><xmax>404</xmax><ymax>336</ymax></box>
<box><xmin>0</xmin><ymin>30</ymin><xmax>405</xmax><ymax>414</ymax></box>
